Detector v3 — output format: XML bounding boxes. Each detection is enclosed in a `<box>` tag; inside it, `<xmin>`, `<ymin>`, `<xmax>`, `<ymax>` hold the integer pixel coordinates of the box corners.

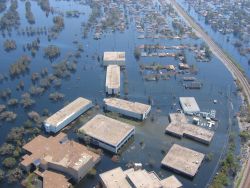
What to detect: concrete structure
<box><xmin>161</xmin><ymin>144</ymin><xmax>204</xmax><ymax>178</ymax></box>
<box><xmin>78</xmin><ymin>114</ymin><xmax>135</xmax><ymax>153</ymax></box>
<box><xmin>179</xmin><ymin>97</ymin><xmax>200</xmax><ymax>114</ymax></box>
<box><xmin>21</xmin><ymin>133</ymin><xmax>101</xmax><ymax>184</ymax></box>
<box><xmin>165</xmin><ymin>113</ymin><xmax>214</xmax><ymax>144</ymax></box>
<box><xmin>35</xmin><ymin>170</ymin><xmax>71</xmax><ymax>188</ymax></box>
<box><xmin>44</xmin><ymin>97</ymin><xmax>93</xmax><ymax>133</ymax></box>
<box><xmin>105</xmin><ymin>65</ymin><xmax>120</xmax><ymax>95</ymax></box>
<box><xmin>104</xmin><ymin>98</ymin><xmax>151</xmax><ymax>120</ymax></box>
<box><xmin>100</xmin><ymin>167</ymin><xmax>182</xmax><ymax>188</ymax></box>
<box><xmin>103</xmin><ymin>51</ymin><xmax>125</xmax><ymax>66</ymax></box>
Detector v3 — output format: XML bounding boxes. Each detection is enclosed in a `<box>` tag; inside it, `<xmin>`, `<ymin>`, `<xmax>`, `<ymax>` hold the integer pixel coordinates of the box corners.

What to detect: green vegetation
<box><xmin>4</xmin><ymin>39</ymin><xmax>16</xmax><ymax>52</ymax></box>
<box><xmin>9</xmin><ymin>55</ymin><xmax>31</xmax><ymax>78</ymax></box>
<box><xmin>20</xmin><ymin>93</ymin><xmax>35</xmax><ymax>108</ymax></box>
<box><xmin>7</xmin><ymin>98</ymin><xmax>18</xmax><ymax>106</ymax></box>
<box><xmin>88</xmin><ymin>168</ymin><xmax>97</xmax><ymax>176</ymax></box>
<box><xmin>49</xmin><ymin>92</ymin><xmax>64</xmax><ymax>101</ymax></box>
<box><xmin>205</xmin><ymin>152</ymin><xmax>214</xmax><ymax>162</ymax></box>
<box><xmin>239</xmin><ymin>130</ymin><xmax>250</xmax><ymax>142</ymax></box>
<box><xmin>7</xmin><ymin>168</ymin><xmax>23</xmax><ymax>183</ymax></box>
<box><xmin>210</xmin><ymin>133</ymin><xmax>238</xmax><ymax>187</ymax></box>
<box><xmin>25</xmin><ymin>1</ymin><xmax>35</xmax><ymax>24</ymax></box>
<box><xmin>0</xmin><ymin>111</ymin><xmax>17</xmax><ymax>122</ymax></box>
<box><xmin>0</xmin><ymin>143</ymin><xmax>15</xmax><ymax>156</ymax></box>
<box><xmin>37</xmin><ymin>0</ymin><xmax>50</xmax><ymax>12</ymax></box>
<box><xmin>0</xmin><ymin>0</ymin><xmax>20</xmax><ymax>30</ymax></box>
<box><xmin>134</xmin><ymin>47</ymin><xmax>141</xmax><ymax>60</ymax></box>
<box><xmin>0</xmin><ymin>169</ymin><xmax>4</xmax><ymax>182</ymax></box>
<box><xmin>44</xmin><ymin>45</ymin><xmax>60</xmax><ymax>61</ymax></box>
<box><xmin>52</xmin><ymin>16</ymin><xmax>64</xmax><ymax>32</ymax></box>
<box><xmin>22</xmin><ymin>173</ymin><xmax>39</xmax><ymax>188</ymax></box>
<box><xmin>2</xmin><ymin>157</ymin><xmax>16</xmax><ymax>169</ymax></box>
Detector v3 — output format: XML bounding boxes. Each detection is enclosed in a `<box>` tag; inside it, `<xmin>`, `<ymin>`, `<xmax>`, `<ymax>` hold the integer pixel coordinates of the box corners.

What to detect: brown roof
<box><xmin>21</xmin><ymin>133</ymin><xmax>100</xmax><ymax>171</ymax></box>
<box><xmin>161</xmin><ymin>144</ymin><xmax>204</xmax><ymax>177</ymax></box>
<box><xmin>40</xmin><ymin>170</ymin><xmax>71</xmax><ymax>188</ymax></box>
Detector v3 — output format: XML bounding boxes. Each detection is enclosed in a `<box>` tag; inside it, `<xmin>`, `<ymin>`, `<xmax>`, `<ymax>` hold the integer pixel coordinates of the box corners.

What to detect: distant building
<box><xmin>104</xmin><ymin>98</ymin><xmax>151</xmax><ymax>120</ymax></box>
<box><xmin>78</xmin><ymin>114</ymin><xmax>135</xmax><ymax>153</ymax></box>
<box><xmin>21</xmin><ymin>133</ymin><xmax>101</xmax><ymax>185</ymax></box>
<box><xmin>179</xmin><ymin>97</ymin><xmax>200</xmax><ymax>114</ymax></box>
<box><xmin>100</xmin><ymin>166</ymin><xmax>182</xmax><ymax>188</ymax></box>
<box><xmin>178</xmin><ymin>63</ymin><xmax>189</xmax><ymax>70</ymax></box>
<box><xmin>161</xmin><ymin>144</ymin><xmax>204</xmax><ymax>178</ymax></box>
<box><xmin>103</xmin><ymin>52</ymin><xmax>125</xmax><ymax>66</ymax></box>
<box><xmin>44</xmin><ymin>97</ymin><xmax>93</xmax><ymax>133</ymax></box>
<box><xmin>105</xmin><ymin>65</ymin><xmax>120</xmax><ymax>95</ymax></box>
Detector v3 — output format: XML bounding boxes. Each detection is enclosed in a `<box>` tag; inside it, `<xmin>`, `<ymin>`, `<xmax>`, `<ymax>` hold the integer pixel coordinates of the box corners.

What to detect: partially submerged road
<box><xmin>167</xmin><ymin>0</ymin><xmax>250</xmax><ymax>187</ymax></box>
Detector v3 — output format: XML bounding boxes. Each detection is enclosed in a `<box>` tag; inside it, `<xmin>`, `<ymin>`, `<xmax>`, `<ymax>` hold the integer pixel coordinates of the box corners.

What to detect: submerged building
<box><xmin>44</xmin><ymin>97</ymin><xmax>93</xmax><ymax>133</ymax></box>
<box><xmin>103</xmin><ymin>51</ymin><xmax>125</xmax><ymax>66</ymax></box>
<box><xmin>21</xmin><ymin>133</ymin><xmax>101</xmax><ymax>185</ymax></box>
<box><xmin>105</xmin><ymin>65</ymin><xmax>120</xmax><ymax>95</ymax></box>
<box><xmin>103</xmin><ymin>98</ymin><xmax>151</xmax><ymax>120</ymax></box>
<box><xmin>161</xmin><ymin>144</ymin><xmax>204</xmax><ymax>178</ymax></box>
<box><xmin>78</xmin><ymin>114</ymin><xmax>135</xmax><ymax>153</ymax></box>
<box><xmin>165</xmin><ymin>113</ymin><xmax>214</xmax><ymax>144</ymax></box>
<box><xmin>179</xmin><ymin>97</ymin><xmax>200</xmax><ymax>114</ymax></box>
<box><xmin>99</xmin><ymin>166</ymin><xmax>182</xmax><ymax>188</ymax></box>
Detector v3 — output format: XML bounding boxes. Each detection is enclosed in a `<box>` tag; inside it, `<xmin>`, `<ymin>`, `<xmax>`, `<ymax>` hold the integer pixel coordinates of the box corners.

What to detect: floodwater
<box><xmin>177</xmin><ymin>0</ymin><xmax>250</xmax><ymax>79</ymax></box>
<box><xmin>0</xmin><ymin>0</ymin><xmax>242</xmax><ymax>187</ymax></box>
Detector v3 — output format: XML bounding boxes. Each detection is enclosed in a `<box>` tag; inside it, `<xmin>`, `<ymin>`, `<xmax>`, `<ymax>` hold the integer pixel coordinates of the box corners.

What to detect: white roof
<box><xmin>104</xmin><ymin>98</ymin><xmax>151</xmax><ymax>115</ymax></box>
<box><xmin>103</xmin><ymin>52</ymin><xmax>125</xmax><ymax>62</ymax></box>
<box><xmin>44</xmin><ymin>97</ymin><xmax>92</xmax><ymax>127</ymax></box>
<box><xmin>79</xmin><ymin>114</ymin><xmax>135</xmax><ymax>147</ymax></box>
<box><xmin>179</xmin><ymin>97</ymin><xmax>200</xmax><ymax>113</ymax></box>
<box><xmin>106</xmin><ymin>65</ymin><xmax>120</xmax><ymax>89</ymax></box>
<box><xmin>100</xmin><ymin>167</ymin><xmax>132</xmax><ymax>188</ymax></box>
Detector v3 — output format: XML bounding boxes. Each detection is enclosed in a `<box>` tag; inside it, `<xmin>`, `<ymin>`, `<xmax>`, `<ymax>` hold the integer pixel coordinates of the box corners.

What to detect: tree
<box><xmin>134</xmin><ymin>47</ymin><xmax>141</xmax><ymax>61</ymax></box>
<box><xmin>2</xmin><ymin>157</ymin><xmax>16</xmax><ymax>168</ymax></box>
<box><xmin>0</xmin><ymin>169</ymin><xmax>4</xmax><ymax>182</ymax></box>
<box><xmin>7</xmin><ymin>168</ymin><xmax>23</xmax><ymax>183</ymax></box>
<box><xmin>0</xmin><ymin>143</ymin><xmax>15</xmax><ymax>155</ymax></box>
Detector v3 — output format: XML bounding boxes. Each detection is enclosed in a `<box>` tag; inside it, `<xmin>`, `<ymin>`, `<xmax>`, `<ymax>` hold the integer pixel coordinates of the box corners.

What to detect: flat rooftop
<box><xmin>104</xmin><ymin>98</ymin><xmax>151</xmax><ymax>115</ymax></box>
<box><xmin>166</xmin><ymin>113</ymin><xmax>214</xmax><ymax>144</ymax></box>
<box><xmin>126</xmin><ymin>169</ymin><xmax>162</xmax><ymax>187</ymax></box>
<box><xmin>161</xmin><ymin>144</ymin><xmax>204</xmax><ymax>177</ymax></box>
<box><xmin>160</xmin><ymin>175</ymin><xmax>183</xmax><ymax>188</ymax></box>
<box><xmin>21</xmin><ymin>133</ymin><xmax>100</xmax><ymax>172</ymax></box>
<box><xmin>78</xmin><ymin>114</ymin><xmax>135</xmax><ymax>147</ymax></box>
<box><xmin>106</xmin><ymin>65</ymin><xmax>120</xmax><ymax>89</ymax></box>
<box><xmin>44</xmin><ymin>97</ymin><xmax>92</xmax><ymax>127</ymax></box>
<box><xmin>100</xmin><ymin>167</ymin><xmax>182</xmax><ymax>188</ymax></box>
<box><xmin>100</xmin><ymin>167</ymin><xmax>132</xmax><ymax>188</ymax></box>
<box><xmin>37</xmin><ymin>170</ymin><xmax>71</xmax><ymax>188</ymax></box>
<box><xmin>179</xmin><ymin>97</ymin><xmax>200</xmax><ymax>113</ymax></box>
<box><xmin>103</xmin><ymin>52</ymin><xmax>125</xmax><ymax>62</ymax></box>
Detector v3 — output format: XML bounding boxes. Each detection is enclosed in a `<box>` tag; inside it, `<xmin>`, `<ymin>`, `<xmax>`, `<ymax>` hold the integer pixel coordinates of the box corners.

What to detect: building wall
<box><xmin>76</xmin><ymin>159</ymin><xmax>100</xmax><ymax>182</ymax></box>
<box><xmin>105</xmin><ymin>105</ymin><xmax>143</xmax><ymax>120</ymax></box>
<box><xmin>106</xmin><ymin>86</ymin><xmax>120</xmax><ymax>95</ymax></box>
<box><xmin>87</xmin><ymin>128</ymin><xmax>135</xmax><ymax>153</ymax></box>
<box><xmin>44</xmin><ymin>103</ymin><xmax>93</xmax><ymax>133</ymax></box>
<box><xmin>116</xmin><ymin>129</ymin><xmax>135</xmax><ymax>152</ymax></box>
